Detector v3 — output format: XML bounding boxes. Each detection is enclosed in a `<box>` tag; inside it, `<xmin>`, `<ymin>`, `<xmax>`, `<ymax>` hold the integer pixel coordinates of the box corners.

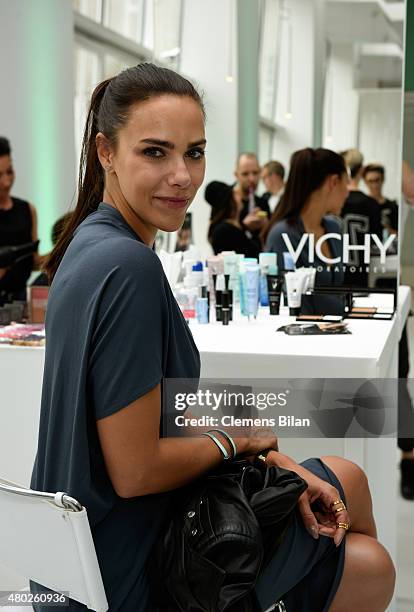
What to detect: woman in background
<box><xmin>262</xmin><ymin>148</ymin><xmax>349</xmax><ymax>287</ymax></box>
<box><xmin>205</xmin><ymin>180</ymin><xmax>260</xmax><ymax>258</ymax></box>
<box><xmin>0</xmin><ymin>136</ymin><xmax>39</xmax><ymax>301</ymax></box>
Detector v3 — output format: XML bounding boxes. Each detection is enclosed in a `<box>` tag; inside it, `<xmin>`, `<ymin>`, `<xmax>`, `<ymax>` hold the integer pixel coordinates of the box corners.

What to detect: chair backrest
<box><xmin>0</xmin><ymin>478</ymin><xmax>108</xmax><ymax>612</ymax></box>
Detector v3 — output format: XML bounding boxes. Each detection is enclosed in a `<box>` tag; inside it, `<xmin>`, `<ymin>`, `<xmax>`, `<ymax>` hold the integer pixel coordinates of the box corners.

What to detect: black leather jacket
<box><xmin>150</xmin><ymin>459</ymin><xmax>307</xmax><ymax>611</ymax></box>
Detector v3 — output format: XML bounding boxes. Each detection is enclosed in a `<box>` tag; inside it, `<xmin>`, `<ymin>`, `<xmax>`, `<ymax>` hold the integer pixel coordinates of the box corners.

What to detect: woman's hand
<box><xmin>266</xmin><ymin>452</ymin><xmax>350</xmax><ymax>547</ymax></box>
<box><xmin>239</xmin><ymin>432</ymin><xmax>278</xmax><ymax>456</ymax></box>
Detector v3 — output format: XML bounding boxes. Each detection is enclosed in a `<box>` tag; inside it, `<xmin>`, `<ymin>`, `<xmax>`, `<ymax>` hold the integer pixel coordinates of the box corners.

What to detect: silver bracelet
<box><xmin>207</xmin><ymin>429</ymin><xmax>237</xmax><ymax>459</ymax></box>
<box><xmin>202</xmin><ymin>432</ymin><xmax>230</xmax><ymax>460</ymax></box>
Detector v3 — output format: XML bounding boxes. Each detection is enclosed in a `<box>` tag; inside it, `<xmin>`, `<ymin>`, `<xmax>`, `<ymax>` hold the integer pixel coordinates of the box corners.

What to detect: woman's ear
<box><xmin>96</xmin><ymin>132</ymin><xmax>113</xmax><ymax>172</ymax></box>
<box><xmin>328</xmin><ymin>174</ymin><xmax>339</xmax><ymax>192</ymax></box>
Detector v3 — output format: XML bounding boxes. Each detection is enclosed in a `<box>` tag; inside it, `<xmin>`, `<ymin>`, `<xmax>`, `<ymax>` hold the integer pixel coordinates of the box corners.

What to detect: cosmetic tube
<box><xmin>223</xmin><ymin>252</ymin><xmax>239</xmax><ymax>303</ymax></box>
<box><xmin>267</xmin><ymin>266</ymin><xmax>282</xmax><ymax>315</ymax></box>
<box><xmin>239</xmin><ymin>262</ymin><xmax>247</xmax><ymax>316</ymax></box>
<box><xmin>196</xmin><ymin>297</ymin><xmax>209</xmax><ymax>324</ymax></box>
<box><xmin>207</xmin><ymin>256</ymin><xmax>224</xmax><ymax>305</ymax></box>
<box><xmin>285</xmin><ymin>271</ymin><xmax>306</xmax><ymax>316</ymax></box>
<box><xmin>215</xmin><ymin>274</ymin><xmax>226</xmax><ymax>322</ymax></box>
<box><xmin>308</xmin><ymin>267</ymin><xmax>317</xmax><ymax>291</ymax></box>
<box><xmin>259</xmin><ymin>253</ymin><xmax>277</xmax><ymax>307</ymax></box>
<box><xmin>221</xmin><ymin>291</ymin><xmax>230</xmax><ymax>325</ymax></box>
<box><xmin>283</xmin><ymin>252</ymin><xmax>295</xmax><ymax>271</ymax></box>
<box><xmin>245</xmin><ymin>264</ymin><xmax>260</xmax><ymax>319</ymax></box>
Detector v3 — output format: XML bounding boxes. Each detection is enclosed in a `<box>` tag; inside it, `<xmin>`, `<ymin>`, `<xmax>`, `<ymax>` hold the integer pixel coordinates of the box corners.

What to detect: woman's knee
<box><xmin>330</xmin><ymin>534</ymin><xmax>396</xmax><ymax>612</ymax></box>
<box><xmin>321</xmin><ymin>455</ymin><xmax>369</xmax><ymax>496</ymax></box>
<box><xmin>320</xmin><ymin>455</ymin><xmax>376</xmax><ymax>536</ymax></box>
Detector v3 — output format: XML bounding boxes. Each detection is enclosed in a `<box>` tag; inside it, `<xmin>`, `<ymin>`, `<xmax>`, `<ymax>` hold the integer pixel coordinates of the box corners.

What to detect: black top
<box><xmin>265</xmin><ymin>216</ymin><xmax>344</xmax><ymax>286</ymax></box>
<box><xmin>31</xmin><ymin>203</ymin><xmax>200</xmax><ymax>611</ymax></box>
<box><xmin>0</xmin><ymin>197</ymin><xmax>33</xmax><ymax>297</ymax></box>
<box><xmin>340</xmin><ymin>191</ymin><xmax>382</xmax><ymax>243</ymax></box>
<box><xmin>340</xmin><ymin>190</ymin><xmax>383</xmax><ymax>287</ymax></box>
<box><xmin>378</xmin><ymin>198</ymin><xmax>398</xmax><ymax>232</ymax></box>
<box><xmin>239</xmin><ymin>192</ymin><xmax>270</xmax><ymax>224</ymax></box>
<box><xmin>210</xmin><ymin>221</ymin><xmax>261</xmax><ymax>258</ymax></box>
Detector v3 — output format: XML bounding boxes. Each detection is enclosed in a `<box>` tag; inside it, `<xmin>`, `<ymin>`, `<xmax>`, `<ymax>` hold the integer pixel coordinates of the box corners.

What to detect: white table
<box><xmin>187</xmin><ymin>285</ymin><xmax>411</xmax><ymax>570</ymax></box>
<box><xmin>0</xmin><ymin>286</ymin><xmax>411</xmax><ymax>578</ymax></box>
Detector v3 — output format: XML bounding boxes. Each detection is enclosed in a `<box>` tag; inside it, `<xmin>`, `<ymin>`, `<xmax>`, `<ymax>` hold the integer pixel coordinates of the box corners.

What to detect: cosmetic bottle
<box><xmin>196</xmin><ymin>297</ymin><xmax>209</xmax><ymax>324</ymax></box>
<box><xmin>191</xmin><ymin>261</ymin><xmax>204</xmax><ymax>287</ymax></box>
<box><xmin>221</xmin><ymin>291</ymin><xmax>230</xmax><ymax>325</ymax></box>
<box><xmin>267</xmin><ymin>264</ymin><xmax>282</xmax><ymax>315</ymax></box>
<box><xmin>259</xmin><ymin>253</ymin><xmax>277</xmax><ymax>307</ymax></box>
<box><xmin>245</xmin><ymin>263</ymin><xmax>260</xmax><ymax>319</ymax></box>
<box><xmin>215</xmin><ymin>274</ymin><xmax>226</xmax><ymax>322</ymax></box>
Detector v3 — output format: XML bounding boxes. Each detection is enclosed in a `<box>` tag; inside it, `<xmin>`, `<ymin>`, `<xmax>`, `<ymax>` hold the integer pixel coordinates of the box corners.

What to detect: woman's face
<box><xmin>326</xmin><ymin>172</ymin><xmax>349</xmax><ymax>216</ymax></box>
<box><xmin>98</xmin><ymin>95</ymin><xmax>206</xmax><ymax>244</ymax></box>
<box><xmin>0</xmin><ymin>155</ymin><xmax>15</xmax><ymax>203</ymax></box>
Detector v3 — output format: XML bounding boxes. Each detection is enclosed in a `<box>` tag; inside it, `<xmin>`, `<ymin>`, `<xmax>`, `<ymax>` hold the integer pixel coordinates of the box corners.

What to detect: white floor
<box><xmin>396</xmin><ymin>310</ymin><xmax>414</xmax><ymax>611</ymax></box>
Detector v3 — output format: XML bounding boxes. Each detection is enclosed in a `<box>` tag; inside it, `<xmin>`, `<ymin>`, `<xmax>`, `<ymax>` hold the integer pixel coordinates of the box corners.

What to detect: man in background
<box><xmin>340</xmin><ymin>148</ymin><xmax>382</xmax><ymax>288</ymax></box>
<box><xmin>232</xmin><ymin>152</ymin><xmax>270</xmax><ymax>248</ymax></box>
<box><xmin>261</xmin><ymin>160</ymin><xmax>285</xmax><ymax>213</ymax></box>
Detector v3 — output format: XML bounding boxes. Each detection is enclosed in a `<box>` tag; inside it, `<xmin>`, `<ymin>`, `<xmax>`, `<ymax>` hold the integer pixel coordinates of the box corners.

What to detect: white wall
<box><xmin>322</xmin><ymin>43</ymin><xmax>359</xmax><ymax>151</ymax></box>
<box><xmin>0</xmin><ymin>0</ymin><xmax>76</xmax><ymax>253</ymax></box>
<box><xmin>180</xmin><ymin>0</ymin><xmax>238</xmax><ymax>259</ymax></box>
<box><xmin>272</xmin><ymin>0</ymin><xmax>324</xmax><ymax>168</ymax></box>
<box><xmin>358</xmin><ymin>89</ymin><xmax>402</xmax><ymax>199</ymax></box>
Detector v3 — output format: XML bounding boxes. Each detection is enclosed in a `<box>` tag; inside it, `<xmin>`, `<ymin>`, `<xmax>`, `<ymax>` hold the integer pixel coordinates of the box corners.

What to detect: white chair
<box><xmin>0</xmin><ymin>477</ymin><xmax>108</xmax><ymax>611</ymax></box>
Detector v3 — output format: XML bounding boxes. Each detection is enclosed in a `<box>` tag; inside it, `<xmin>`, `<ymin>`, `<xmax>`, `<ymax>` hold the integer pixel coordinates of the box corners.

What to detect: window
<box><xmin>73</xmin><ymin>0</ymin><xmax>102</xmax><ymax>21</ymax></box>
<box><xmin>103</xmin><ymin>0</ymin><xmax>145</xmax><ymax>42</ymax></box>
<box><xmin>152</xmin><ymin>0</ymin><xmax>183</xmax><ymax>69</ymax></box>
<box><xmin>74</xmin><ymin>44</ymin><xmax>101</xmax><ymax>167</ymax></box>
<box><xmin>259</xmin><ymin>0</ymin><xmax>281</xmax><ymax>121</ymax></box>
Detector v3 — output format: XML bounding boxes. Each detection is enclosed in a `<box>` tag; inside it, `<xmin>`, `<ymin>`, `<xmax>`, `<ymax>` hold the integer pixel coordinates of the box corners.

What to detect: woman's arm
<box><xmin>97</xmin><ymin>383</ymin><xmax>277</xmax><ymax>498</ymax></box>
<box><xmin>29</xmin><ymin>203</ymin><xmax>41</xmax><ymax>269</ymax></box>
<box><xmin>402</xmin><ymin>161</ymin><xmax>414</xmax><ymax>204</ymax></box>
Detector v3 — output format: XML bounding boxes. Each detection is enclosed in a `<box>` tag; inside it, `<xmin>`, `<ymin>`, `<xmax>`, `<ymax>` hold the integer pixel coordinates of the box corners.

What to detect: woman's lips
<box><xmin>154</xmin><ymin>196</ymin><xmax>188</xmax><ymax>209</ymax></box>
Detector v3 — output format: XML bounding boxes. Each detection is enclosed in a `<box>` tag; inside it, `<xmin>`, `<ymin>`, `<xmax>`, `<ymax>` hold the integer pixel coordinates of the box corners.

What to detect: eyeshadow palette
<box><xmin>346</xmin><ymin>306</ymin><xmax>394</xmax><ymax>320</ymax></box>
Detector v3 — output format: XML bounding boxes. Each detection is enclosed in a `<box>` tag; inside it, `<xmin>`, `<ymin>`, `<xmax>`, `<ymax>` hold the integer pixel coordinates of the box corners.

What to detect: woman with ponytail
<box><xmin>31</xmin><ymin>66</ymin><xmax>394</xmax><ymax>612</ymax></box>
<box><xmin>262</xmin><ymin>148</ymin><xmax>349</xmax><ymax>286</ymax></box>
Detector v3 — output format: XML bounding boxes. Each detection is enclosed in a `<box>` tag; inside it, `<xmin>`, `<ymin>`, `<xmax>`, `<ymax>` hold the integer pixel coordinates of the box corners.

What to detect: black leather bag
<box><xmin>151</xmin><ymin>458</ymin><xmax>307</xmax><ymax>612</ymax></box>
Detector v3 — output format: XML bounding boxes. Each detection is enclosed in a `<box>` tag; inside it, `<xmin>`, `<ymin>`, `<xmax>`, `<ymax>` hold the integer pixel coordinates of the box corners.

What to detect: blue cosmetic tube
<box><xmin>196</xmin><ymin>297</ymin><xmax>209</xmax><ymax>324</ymax></box>
<box><xmin>245</xmin><ymin>263</ymin><xmax>260</xmax><ymax>319</ymax></box>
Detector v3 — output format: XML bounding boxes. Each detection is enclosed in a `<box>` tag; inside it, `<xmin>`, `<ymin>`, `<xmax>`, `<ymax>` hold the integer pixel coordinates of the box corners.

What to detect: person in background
<box><xmin>363</xmin><ymin>163</ymin><xmax>398</xmax><ymax>235</ymax></box>
<box><xmin>233</xmin><ymin>152</ymin><xmax>270</xmax><ymax>248</ymax></box>
<box><xmin>402</xmin><ymin>160</ymin><xmax>414</xmax><ymax>205</ymax></box>
<box><xmin>261</xmin><ymin>160</ymin><xmax>285</xmax><ymax>213</ymax></box>
<box><xmin>31</xmin><ymin>213</ymin><xmax>73</xmax><ymax>286</ymax></box>
<box><xmin>0</xmin><ymin>136</ymin><xmax>40</xmax><ymax>301</ymax></box>
<box><xmin>262</xmin><ymin>148</ymin><xmax>349</xmax><ymax>287</ymax></box>
<box><xmin>205</xmin><ymin>180</ymin><xmax>260</xmax><ymax>258</ymax></box>
<box><xmin>340</xmin><ymin>149</ymin><xmax>382</xmax><ymax>288</ymax></box>
<box><xmin>396</xmin><ymin>160</ymin><xmax>414</xmax><ymax>499</ymax></box>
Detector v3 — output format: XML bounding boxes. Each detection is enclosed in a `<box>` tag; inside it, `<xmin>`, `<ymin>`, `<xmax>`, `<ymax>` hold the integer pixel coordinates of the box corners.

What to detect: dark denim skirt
<box><xmin>254</xmin><ymin>458</ymin><xmax>346</xmax><ymax>612</ymax></box>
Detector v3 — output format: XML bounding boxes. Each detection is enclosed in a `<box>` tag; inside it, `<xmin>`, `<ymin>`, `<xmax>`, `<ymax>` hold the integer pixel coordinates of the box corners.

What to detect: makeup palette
<box><xmin>296</xmin><ymin>314</ymin><xmax>344</xmax><ymax>323</ymax></box>
<box><xmin>347</xmin><ymin>306</ymin><xmax>394</xmax><ymax>320</ymax></box>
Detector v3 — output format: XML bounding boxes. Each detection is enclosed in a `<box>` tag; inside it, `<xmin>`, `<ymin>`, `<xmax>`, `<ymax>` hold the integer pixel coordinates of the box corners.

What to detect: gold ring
<box><xmin>337</xmin><ymin>522</ymin><xmax>350</xmax><ymax>531</ymax></box>
<box><xmin>331</xmin><ymin>499</ymin><xmax>344</xmax><ymax>507</ymax></box>
<box><xmin>334</xmin><ymin>505</ymin><xmax>347</xmax><ymax>513</ymax></box>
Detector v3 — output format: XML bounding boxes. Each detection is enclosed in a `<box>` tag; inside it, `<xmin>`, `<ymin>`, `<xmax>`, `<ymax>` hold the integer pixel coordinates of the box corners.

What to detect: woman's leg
<box><xmin>320</xmin><ymin>456</ymin><xmax>395</xmax><ymax>612</ymax></box>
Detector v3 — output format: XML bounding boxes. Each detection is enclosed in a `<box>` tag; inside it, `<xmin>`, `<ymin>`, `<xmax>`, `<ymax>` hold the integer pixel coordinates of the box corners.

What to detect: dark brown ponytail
<box><xmin>261</xmin><ymin>147</ymin><xmax>346</xmax><ymax>244</ymax></box>
<box><xmin>45</xmin><ymin>78</ymin><xmax>111</xmax><ymax>282</ymax></box>
<box><xmin>45</xmin><ymin>63</ymin><xmax>205</xmax><ymax>283</ymax></box>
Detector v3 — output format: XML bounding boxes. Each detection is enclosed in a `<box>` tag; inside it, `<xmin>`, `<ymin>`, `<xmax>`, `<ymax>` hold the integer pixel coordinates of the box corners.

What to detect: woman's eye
<box><xmin>187</xmin><ymin>148</ymin><xmax>205</xmax><ymax>160</ymax></box>
<box><xmin>143</xmin><ymin>147</ymin><xmax>165</xmax><ymax>158</ymax></box>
